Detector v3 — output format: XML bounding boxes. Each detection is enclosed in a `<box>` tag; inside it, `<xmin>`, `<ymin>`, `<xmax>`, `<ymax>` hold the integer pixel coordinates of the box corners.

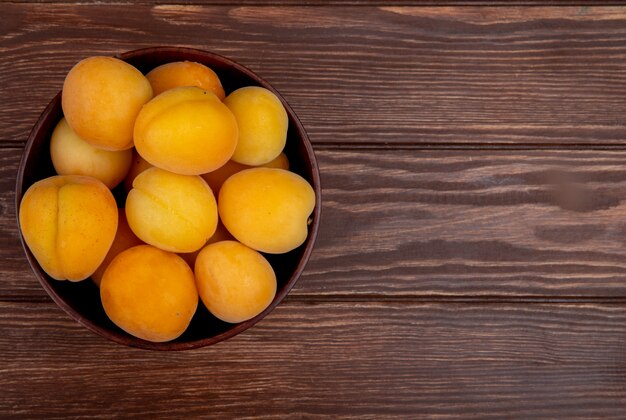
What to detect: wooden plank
<box><xmin>7</xmin><ymin>147</ymin><xmax>626</xmax><ymax>300</ymax></box>
<box><xmin>0</xmin><ymin>1</ymin><xmax>614</xmax><ymax>4</ymax></box>
<box><xmin>1</xmin><ymin>300</ymin><xmax>626</xmax><ymax>418</ymax></box>
<box><xmin>310</xmin><ymin>148</ymin><xmax>626</xmax><ymax>298</ymax></box>
<box><xmin>3</xmin><ymin>5</ymin><xmax>626</xmax><ymax>146</ymax></box>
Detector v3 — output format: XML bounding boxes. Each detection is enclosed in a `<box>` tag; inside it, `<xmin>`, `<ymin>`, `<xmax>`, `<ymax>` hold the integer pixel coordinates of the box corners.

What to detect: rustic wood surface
<box><xmin>3</xmin><ymin>301</ymin><xmax>626</xmax><ymax>419</ymax></box>
<box><xmin>3</xmin><ymin>3</ymin><xmax>626</xmax><ymax>418</ymax></box>
<box><xmin>4</xmin><ymin>5</ymin><xmax>626</xmax><ymax>147</ymax></box>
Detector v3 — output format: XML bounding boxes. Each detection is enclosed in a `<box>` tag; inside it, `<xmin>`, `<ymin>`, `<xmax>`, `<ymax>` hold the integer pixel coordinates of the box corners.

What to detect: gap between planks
<box><xmin>0</xmin><ymin>1</ymin><xmax>621</xmax><ymax>6</ymax></box>
<box><xmin>7</xmin><ymin>142</ymin><xmax>626</xmax><ymax>152</ymax></box>
<box><xmin>6</xmin><ymin>294</ymin><xmax>626</xmax><ymax>305</ymax></box>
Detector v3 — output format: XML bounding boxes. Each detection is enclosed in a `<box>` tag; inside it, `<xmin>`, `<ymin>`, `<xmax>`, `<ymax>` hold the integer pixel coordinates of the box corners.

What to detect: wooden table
<box><xmin>3</xmin><ymin>2</ymin><xmax>626</xmax><ymax>418</ymax></box>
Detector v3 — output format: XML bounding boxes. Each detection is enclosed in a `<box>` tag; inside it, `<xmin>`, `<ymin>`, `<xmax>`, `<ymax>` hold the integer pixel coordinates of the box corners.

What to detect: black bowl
<box><xmin>15</xmin><ymin>47</ymin><xmax>321</xmax><ymax>350</ymax></box>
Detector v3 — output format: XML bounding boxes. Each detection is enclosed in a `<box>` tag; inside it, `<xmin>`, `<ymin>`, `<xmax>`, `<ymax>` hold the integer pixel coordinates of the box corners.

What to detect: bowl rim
<box><xmin>15</xmin><ymin>46</ymin><xmax>322</xmax><ymax>351</ymax></box>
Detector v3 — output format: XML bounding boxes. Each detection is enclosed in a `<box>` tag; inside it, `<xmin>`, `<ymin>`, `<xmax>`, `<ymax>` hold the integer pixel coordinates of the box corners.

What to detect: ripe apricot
<box><xmin>146</xmin><ymin>61</ymin><xmax>225</xmax><ymax>100</ymax></box>
<box><xmin>195</xmin><ymin>241</ymin><xmax>276</xmax><ymax>323</ymax></box>
<box><xmin>19</xmin><ymin>175</ymin><xmax>118</xmax><ymax>281</ymax></box>
<box><xmin>123</xmin><ymin>150</ymin><xmax>153</xmax><ymax>192</ymax></box>
<box><xmin>219</xmin><ymin>168</ymin><xmax>315</xmax><ymax>254</ymax></box>
<box><xmin>125</xmin><ymin>167</ymin><xmax>217</xmax><ymax>253</ymax></box>
<box><xmin>50</xmin><ymin>118</ymin><xmax>132</xmax><ymax>189</ymax></box>
<box><xmin>263</xmin><ymin>152</ymin><xmax>290</xmax><ymax>170</ymax></box>
<box><xmin>201</xmin><ymin>153</ymin><xmax>289</xmax><ymax>195</ymax></box>
<box><xmin>179</xmin><ymin>221</ymin><xmax>233</xmax><ymax>268</ymax></box>
<box><xmin>134</xmin><ymin>86</ymin><xmax>238</xmax><ymax>175</ymax></box>
<box><xmin>100</xmin><ymin>245</ymin><xmax>198</xmax><ymax>342</ymax></box>
<box><xmin>62</xmin><ymin>56</ymin><xmax>152</xmax><ymax>151</ymax></box>
<box><xmin>224</xmin><ymin>86</ymin><xmax>288</xmax><ymax>166</ymax></box>
<box><xmin>91</xmin><ymin>211</ymin><xmax>143</xmax><ymax>287</ymax></box>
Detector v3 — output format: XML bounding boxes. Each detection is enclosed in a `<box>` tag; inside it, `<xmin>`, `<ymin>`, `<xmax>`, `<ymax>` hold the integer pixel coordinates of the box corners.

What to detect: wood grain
<box><xmin>1</xmin><ymin>300</ymin><xmax>626</xmax><ymax>418</ymax></box>
<box><xmin>0</xmin><ymin>0</ymin><xmax>623</xmax><ymax>6</ymax></box>
<box><xmin>3</xmin><ymin>3</ymin><xmax>626</xmax><ymax>418</ymax></box>
<box><xmin>310</xmin><ymin>148</ymin><xmax>626</xmax><ymax>298</ymax></box>
<box><xmin>6</xmin><ymin>147</ymin><xmax>626</xmax><ymax>300</ymax></box>
<box><xmin>1</xmin><ymin>1</ymin><xmax>615</xmax><ymax>5</ymax></box>
<box><xmin>3</xmin><ymin>5</ymin><xmax>626</xmax><ymax>146</ymax></box>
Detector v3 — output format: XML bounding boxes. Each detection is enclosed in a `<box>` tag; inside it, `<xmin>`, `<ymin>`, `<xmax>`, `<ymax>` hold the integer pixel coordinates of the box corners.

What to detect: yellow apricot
<box><xmin>224</xmin><ymin>86</ymin><xmax>288</xmax><ymax>166</ymax></box>
<box><xmin>19</xmin><ymin>175</ymin><xmax>118</xmax><ymax>281</ymax></box>
<box><xmin>62</xmin><ymin>56</ymin><xmax>152</xmax><ymax>151</ymax></box>
<box><xmin>219</xmin><ymin>168</ymin><xmax>315</xmax><ymax>254</ymax></box>
<box><xmin>201</xmin><ymin>152</ymin><xmax>289</xmax><ymax>195</ymax></box>
<box><xmin>195</xmin><ymin>241</ymin><xmax>276</xmax><ymax>323</ymax></box>
<box><xmin>126</xmin><ymin>167</ymin><xmax>217</xmax><ymax>253</ymax></box>
<box><xmin>50</xmin><ymin>118</ymin><xmax>132</xmax><ymax>189</ymax></box>
<box><xmin>200</xmin><ymin>160</ymin><xmax>248</xmax><ymax>196</ymax></box>
<box><xmin>263</xmin><ymin>152</ymin><xmax>290</xmax><ymax>170</ymax></box>
<box><xmin>91</xmin><ymin>211</ymin><xmax>143</xmax><ymax>287</ymax></box>
<box><xmin>179</xmin><ymin>221</ymin><xmax>233</xmax><ymax>268</ymax></box>
<box><xmin>100</xmin><ymin>245</ymin><xmax>198</xmax><ymax>342</ymax></box>
<box><xmin>123</xmin><ymin>150</ymin><xmax>153</xmax><ymax>192</ymax></box>
<box><xmin>146</xmin><ymin>61</ymin><xmax>225</xmax><ymax>100</ymax></box>
<box><xmin>134</xmin><ymin>86</ymin><xmax>238</xmax><ymax>175</ymax></box>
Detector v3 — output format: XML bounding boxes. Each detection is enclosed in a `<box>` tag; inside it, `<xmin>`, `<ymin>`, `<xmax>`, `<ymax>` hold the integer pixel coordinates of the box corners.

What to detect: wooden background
<box><xmin>3</xmin><ymin>2</ymin><xmax>626</xmax><ymax>418</ymax></box>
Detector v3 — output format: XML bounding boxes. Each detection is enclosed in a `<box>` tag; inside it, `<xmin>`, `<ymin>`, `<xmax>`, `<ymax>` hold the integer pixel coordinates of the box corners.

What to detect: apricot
<box><xmin>219</xmin><ymin>168</ymin><xmax>315</xmax><ymax>254</ymax></box>
<box><xmin>146</xmin><ymin>61</ymin><xmax>225</xmax><ymax>100</ymax></box>
<box><xmin>126</xmin><ymin>167</ymin><xmax>217</xmax><ymax>253</ymax></box>
<box><xmin>179</xmin><ymin>221</ymin><xmax>233</xmax><ymax>268</ymax></box>
<box><xmin>50</xmin><ymin>118</ymin><xmax>132</xmax><ymax>189</ymax></box>
<box><xmin>201</xmin><ymin>160</ymin><xmax>247</xmax><ymax>196</ymax></box>
<box><xmin>224</xmin><ymin>86</ymin><xmax>288</xmax><ymax>166</ymax></box>
<box><xmin>19</xmin><ymin>175</ymin><xmax>118</xmax><ymax>281</ymax></box>
<box><xmin>100</xmin><ymin>245</ymin><xmax>198</xmax><ymax>342</ymax></box>
<box><xmin>201</xmin><ymin>152</ymin><xmax>289</xmax><ymax>195</ymax></box>
<box><xmin>195</xmin><ymin>241</ymin><xmax>276</xmax><ymax>323</ymax></box>
<box><xmin>263</xmin><ymin>152</ymin><xmax>290</xmax><ymax>170</ymax></box>
<box><xmin>62</xmin><ymin>56</ymin><xmax>152</xmax><ymax>151</ymax></box>
<box><xmin>134</xmin><ymin>87</ymin><xmax>238</xmax><ymax>175</ymax></box>
<box><xmin>123</xmin><ymin>150</ymin><xmax>153</xmax><ymax>192</ymax></box>
<box><xmin>91</xmin><ymin>211</ymin><xmax>143</xmax><ymax>287</ymax></box>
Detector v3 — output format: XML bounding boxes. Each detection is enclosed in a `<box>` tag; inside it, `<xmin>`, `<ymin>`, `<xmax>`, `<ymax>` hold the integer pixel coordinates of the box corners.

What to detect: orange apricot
<box><xmin>123</xmin><ymin>150</ymin><xmax>153</xmax><ymax>192</ymax></box>
<box><xmin>224</xmin><ymin>86</ymin><xmax>288</xmax><ymax>165</ymax></box>
<box><xmin>146</xmin><ymin>61</ymin><xmax>225</xmax><ymax>100</ymax></box>
<box><xmin>219</xmin><ymin>168</ymin><xmax>315</xmax><ymax>254</ymax></box>
<box><xmin>195</xmin><ymin>241</ymin><xmax>276</xmax><ymax>323</ymax></box>
<box><xmin>201</xmin><ymin>153</ymin><xmax>289</xmax><ymax>195</ymax></box>
<box><xmin>19</xmin><ymin>175</ymin><xmax>118</xmax><ymax>281</ymax></box>
<box><xmin>91</xmin><ymin>211</ymin><xmax>143</xmax><ymax>287</ymax></box>
<box><xmin>50</xmin><ymin>118</ymin><xmax>132</xmax><ymax>189</ymax></box>
<box><xmin>100</xmin><ymin>245</ymin><xmax>198</xmax><ymax>342</ymax></box>
<box><xmin>134</xmin><ymin>87</ymin><xmax>238</xmax><ymax>175</ymax></box>
<box><xmin>179</xmin><ymin>221</ymin><xmax>234</xmax><ymax>268</ymax></box>
<box><xmin>125</xmin><ymin>167</ymin><xmax>218</xmax><ymax>253</ymax></box>
<box><xmin>62</xmin><ymin>56</ymin><xmax>152</xmax><ymax>151</ymax></box>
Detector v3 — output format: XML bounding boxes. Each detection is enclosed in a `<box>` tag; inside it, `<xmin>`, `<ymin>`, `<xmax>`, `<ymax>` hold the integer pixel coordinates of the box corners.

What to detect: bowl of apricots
<box><xmin>15</xmin><ymin>46</ymin><xmax>321</xmax><ymax>350</ymax></box>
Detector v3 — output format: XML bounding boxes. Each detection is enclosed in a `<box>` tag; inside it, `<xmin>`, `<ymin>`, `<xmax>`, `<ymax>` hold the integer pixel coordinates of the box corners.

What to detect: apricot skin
<box><xmin>100</xmin><ymin>245</ymin><xmax>198</xmax><ymax>342</ymax></box>
<box><xmin>201</xmin><ymin>152</ymin><xmax>289</xmax><ymax>195</ymax></box>
<box><xmin>134</xmin><ymin>87</ymin><xmax>238</xmax><ymax>175</ymax></box>
<box><xmin>19</xmin><ymin>175</ymin><xmax>118</xmax><ymax>281</ymax></box>
<box><xmin>91</xmin><ymin>211</ymin><xmax>143</xmax><ymax>287</ymax></box>
<box><xmin>179</xmin><ymin>221</ymin><xmax>233</xmax><ymax>268</ymax></box>
<box><xmin>219</xmin><ymin>168</ymin><xmax>315</xmax><ymax>254</ymax></box>
<box><xmin>195</xmin><ymin>241</ymin><xmax>276</xmax><ymax>323</ymax></box>
<box><xmin>224</xmin><ymin>86</ymin><xmax>288</xmax><ymax>166</ymax></box>
<box><xmin>125</xmin><ymin>167</ymin><xmax>218</xmax><ymax>253</ymax></box>
<box><xmin>62</xmin><ymin>56</ymin><xmax>152</xmax><ymax>151</ymax></box>
<box><xmin>262</xmin><ymin>152</ymin><xmax>289</xmax><ymax>170</ymax></box>
<box><xmin>123</xmin><ymin>150</ymin><xmax>153</xmax><ymax>192</ymax></box>
<box><xmin>146</xmin><ymin>61</ymin><xmax>225</xmax><ymax>100</ymax></box>
<box><xmin>50</xmin><ymin>118</ymin><xmax>132</xmax><ymax>189</ymax></box>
